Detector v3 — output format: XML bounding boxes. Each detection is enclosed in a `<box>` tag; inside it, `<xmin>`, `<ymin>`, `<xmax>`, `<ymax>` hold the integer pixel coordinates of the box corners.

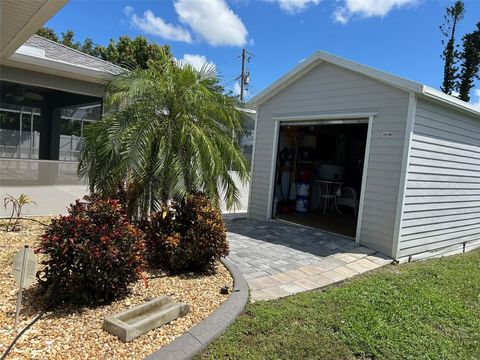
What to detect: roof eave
<box><xmin>7</xmin><ymin>50</ymin><xmax>120</xmax><ymax>83</ymax></box>
<box><xmin>0</xmin><ymin>0</ymin><xmax>68</xmax><ymax>60</ymax></box>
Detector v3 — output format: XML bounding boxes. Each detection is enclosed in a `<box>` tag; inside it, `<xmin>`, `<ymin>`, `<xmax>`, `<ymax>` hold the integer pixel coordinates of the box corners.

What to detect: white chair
<box><xmin>335</xmin><ymin>186</ymin><xmax>358</xmax><ymax>216</ymax></box>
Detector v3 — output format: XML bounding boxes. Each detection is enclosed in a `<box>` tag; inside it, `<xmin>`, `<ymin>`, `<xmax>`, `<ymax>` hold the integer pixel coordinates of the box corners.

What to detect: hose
<box><xmin>0</xmin><ymin>309</ymin><xmax>47</xmax><ymax>360</ymax></box>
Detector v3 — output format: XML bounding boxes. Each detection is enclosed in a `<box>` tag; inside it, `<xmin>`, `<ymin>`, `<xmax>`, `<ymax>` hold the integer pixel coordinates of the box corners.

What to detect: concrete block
<box><xmin>103</xmin><ymin>296</ymin><xmax>189</xmax><ymax>342</ymax></box>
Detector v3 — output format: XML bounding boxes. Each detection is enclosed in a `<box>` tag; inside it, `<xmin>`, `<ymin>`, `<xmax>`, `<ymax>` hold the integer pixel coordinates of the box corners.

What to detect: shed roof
<box><xmin>249</xmin><ymin>51</ymin><xmax>480</xmax><ymax>118</ymax></box>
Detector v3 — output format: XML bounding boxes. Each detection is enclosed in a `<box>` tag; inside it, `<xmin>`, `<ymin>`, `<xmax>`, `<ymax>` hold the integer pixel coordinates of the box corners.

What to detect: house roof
<box><xmin>249</xmin><ymin>51</ymin><xmax>480</xmax><ymax>118</ymax></box>
<box><xmin>4</xmin><ymin>34</ymin><xmax>124</xmax><ymax>83</ymax></box>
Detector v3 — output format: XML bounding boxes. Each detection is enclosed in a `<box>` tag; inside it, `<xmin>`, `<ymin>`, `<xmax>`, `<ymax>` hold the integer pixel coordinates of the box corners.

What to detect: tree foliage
<box><xmin>78</xmin><ymin>60</ymin><xmax>250</xmax><ymax>220</ymax></box>
<box><xmin>96</xmin><ymin>36</ymin><xmax>172</xmax><ymax>70</ymax></box>
<box><xmin>458</xmin><ymin>23</ymin><xmax>480</xmax><ymax>102</ymax></box>
<box><xmin>439</xmin><ymin>1</ymin><xmax>465</xmax><ymax>95</ymax></box>
<box><xmin>36</xmin><ymin>27</ymin><xmax>58</xmax><ymax>42</ymax></box>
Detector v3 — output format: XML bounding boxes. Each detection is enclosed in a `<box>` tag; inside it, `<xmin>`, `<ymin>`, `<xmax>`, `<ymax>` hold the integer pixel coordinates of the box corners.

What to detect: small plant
<box><xmin>36</xmin><ymin>195</ymin><xmax>145</xmax><ymax>306</ymax></box>
<box><xmin>142</xmin><ymin>193</ymin><xmax>229</xmax><ymax>273</ymax></box>
<box><xmin>3</xmin><ymin>193</ymin><xmax>37</xmax><ymax>231</ymax></box>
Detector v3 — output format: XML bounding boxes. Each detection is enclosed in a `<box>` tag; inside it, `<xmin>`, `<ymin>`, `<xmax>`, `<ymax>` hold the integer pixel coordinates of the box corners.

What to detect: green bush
<box><xmin>36</xmin><ymin>195</ymin><xmax>145</xmax><ymax>306</ymax></box>
<box><xmin>143</xmin><ymin>193</ymin><xmax>228</xmax><ymax>273</ymax></box>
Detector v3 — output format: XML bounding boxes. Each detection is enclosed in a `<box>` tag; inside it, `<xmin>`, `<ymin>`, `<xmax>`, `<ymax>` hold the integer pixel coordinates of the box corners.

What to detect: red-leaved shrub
<box><xmin>142</xmin><ymin>193</ymin><xmax>228</xmax><ymax>273</ymax></box>
<box><xmin>36</xmin><ymin>195</ymin><xmax>145</xmax><ymax>305</ymax></box>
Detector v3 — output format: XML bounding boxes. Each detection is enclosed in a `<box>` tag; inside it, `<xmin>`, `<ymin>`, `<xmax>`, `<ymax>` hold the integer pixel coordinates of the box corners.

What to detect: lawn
<box><xmin>198</xmin><ymin>250</ymin><xmax>480</xmax><ymax>360</ymax></box>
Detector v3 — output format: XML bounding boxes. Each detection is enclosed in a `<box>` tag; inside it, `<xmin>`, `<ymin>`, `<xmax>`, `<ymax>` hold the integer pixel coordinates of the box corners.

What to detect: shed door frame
<box><xmin>267</xmin><ymin>112</ymin><xmax>376</xmax><ymax>244</ymax></box>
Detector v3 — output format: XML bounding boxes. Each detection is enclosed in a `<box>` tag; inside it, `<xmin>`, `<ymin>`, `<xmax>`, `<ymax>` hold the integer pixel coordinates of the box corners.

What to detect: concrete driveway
<box><xmin>225</xmin><ymin>217</ymin><xmax>392</xmax><ymax>301</ymax></box>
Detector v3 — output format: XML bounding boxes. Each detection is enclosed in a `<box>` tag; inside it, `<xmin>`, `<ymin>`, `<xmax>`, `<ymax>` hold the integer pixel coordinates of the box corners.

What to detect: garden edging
<box><xmin>144</xmin><ymin>257</ymin><xmax>248</xmax><ymax>360</ymax></box>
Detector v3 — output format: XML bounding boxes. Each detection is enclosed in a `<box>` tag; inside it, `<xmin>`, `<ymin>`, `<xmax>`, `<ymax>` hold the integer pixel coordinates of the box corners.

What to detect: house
<box><xmin>0</xmin><ymin>0</ymin><xmax>123</xmax><ymax>216</ymax></box>
<box><xmin>0</xmin><ymin>0</ymin><xmax>250</xmax><ymax>217</ymax></box>
<box><xmin>247</xmin><ymin>51</ymin><xmax>480</xmax><ymax>262</ymax></box>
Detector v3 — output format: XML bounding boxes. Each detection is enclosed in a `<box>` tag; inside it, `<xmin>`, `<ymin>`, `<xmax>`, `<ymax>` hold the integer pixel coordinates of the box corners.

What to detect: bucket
<box><xmin>295</xmin><ymin>182</ymin><xmax>310</xmax><ymax>212</ymax></box>
<box><xmin>295</xmin><ymin>196</ymin><xmax>309</xmax><ymax>212</ymax></box>
<box><xmin>296</xmin><ymin>182</ymin><xmax>310</xmax><ymax>197</ymax></box>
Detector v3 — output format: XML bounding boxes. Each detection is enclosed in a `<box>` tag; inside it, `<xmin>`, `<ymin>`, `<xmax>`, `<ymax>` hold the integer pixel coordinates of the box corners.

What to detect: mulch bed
<box><xmin>0</xmin><ymin>218</ymin><xmax>232</xmax><ymax>359</ymax></box>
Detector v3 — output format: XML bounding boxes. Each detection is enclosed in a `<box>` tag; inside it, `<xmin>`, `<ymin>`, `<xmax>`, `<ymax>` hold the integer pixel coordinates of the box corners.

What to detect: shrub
<box><xmin>3</xmin><ymin>193</ymin><xmax>37</xmax><ymax>231</ymax></box>
<box><xmin>143</xmin><ymin>193</ymin><xmax>228</xmax><ymax>273</ymax></box>
<box><xmin>36</xmin><ymin>195</ymin><xmax>145</xmax><ymax>306</ymax></box>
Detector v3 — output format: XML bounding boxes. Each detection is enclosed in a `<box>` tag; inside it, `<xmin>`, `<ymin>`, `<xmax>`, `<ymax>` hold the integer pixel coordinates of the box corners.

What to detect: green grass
<box><xmin>198</xmin><ymin>251</ymin><xmax>480</xmax><ymax>360</ymax></box>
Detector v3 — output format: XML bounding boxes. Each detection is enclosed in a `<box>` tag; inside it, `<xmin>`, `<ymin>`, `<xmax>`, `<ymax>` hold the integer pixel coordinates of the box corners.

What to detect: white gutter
<box><xmin>235</xmin><ymin>107</ymin><xmax>256</xmax><ymax>114</ymax></box>
<box><xmin>421</xmin><ymin>86</ymin><xmax>480</xmax><ymax>118</ymax></box>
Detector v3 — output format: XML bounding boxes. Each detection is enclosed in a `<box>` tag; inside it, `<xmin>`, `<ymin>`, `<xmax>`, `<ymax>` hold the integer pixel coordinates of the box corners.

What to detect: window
<box><xmin>0</xmin><ymin>104</ymin><xmax>41</xmax><ymax>159</ymax></box>
<box><xmin>58</xmin><ymin>104</ymin><xmax>101</xmax><ymax>161</ymax></box>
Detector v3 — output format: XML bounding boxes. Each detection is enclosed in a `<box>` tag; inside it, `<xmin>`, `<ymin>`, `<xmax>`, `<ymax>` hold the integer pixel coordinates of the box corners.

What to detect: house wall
<box><xmin>0</xmin><ymin>160</ymin><xmax>249</xmax><ymax>217</ymax></box>
<box><xmin>399</xmin><ymin>98</ymin><xmax>480</xmax><ymax>259</ymax></box>
<box><xmin>249</xmin><ymin>62</ymin><xmax>410</xmax><ymax>256</ymax></box>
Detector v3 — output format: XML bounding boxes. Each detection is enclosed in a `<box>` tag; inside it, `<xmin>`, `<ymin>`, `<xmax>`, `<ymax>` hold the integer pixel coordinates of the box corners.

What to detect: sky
<box><xmin>45</xmin><ymin>0</ymin><xmax>480</xmax><ymax>105</ymax></box>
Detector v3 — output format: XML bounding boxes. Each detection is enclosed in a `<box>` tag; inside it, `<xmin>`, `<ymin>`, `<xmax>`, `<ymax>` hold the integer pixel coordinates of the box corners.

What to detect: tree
<box><xmin>78</xmin><ymin>59</ymin><xmax>250</xmax><ymax>220</ymax></box>
<box><xmin>36</xmin><ymin>27</ymin><xmax>58</xmax><ymax>42</ymax></box>
<box><xmin>95</xmin><ymin>35</ymin><xmax>172</xmax><ymax>69</ymax></box>
<box><xmin>60</xmin><ymin>30</ymin><xmax>81</xmax><ymax>50</ymax></box>
<box><xmin>35</xmin><ymin>27</ymin><xmax>171</xmax><ymax>70</ymax></box>
<box><xmin>458</xmin><ymin>23</ymin><xmax>480</xmax><ymax>102</ymax></box>
<box><xmin>80</xmin><ymin>38</ymin><xmax>100</xmax><ymax>57</ymax></box>
<box><xmin>440</xmin><ymin>1</ymin><xmax>465</xmax><ymax>95</ymax></box>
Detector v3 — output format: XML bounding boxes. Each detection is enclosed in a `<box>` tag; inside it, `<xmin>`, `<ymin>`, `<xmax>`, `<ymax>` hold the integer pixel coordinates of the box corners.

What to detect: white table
<box><xmin>315</xmin><ymin>180</ymin><xmax>343</xmax><ymax>215</ymax></box>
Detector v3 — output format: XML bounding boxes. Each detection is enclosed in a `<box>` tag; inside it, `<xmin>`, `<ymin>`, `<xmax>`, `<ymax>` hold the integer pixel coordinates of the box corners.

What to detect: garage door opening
<box><xmin>272</xmin><ymin>120</ymin><xmax>368</xmax><ymax>238</ymax></box>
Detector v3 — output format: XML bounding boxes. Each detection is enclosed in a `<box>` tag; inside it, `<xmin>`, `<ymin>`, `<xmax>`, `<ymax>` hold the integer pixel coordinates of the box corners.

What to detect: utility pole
<box><xmin>240</xmin><ymin>48</ymin><xmax>246</xmax><ymax>102</ymax></box>
<box><xmin>239</xmin><ymin>48</ymin><xmax>253</xmax><ymax>102</ymax></box>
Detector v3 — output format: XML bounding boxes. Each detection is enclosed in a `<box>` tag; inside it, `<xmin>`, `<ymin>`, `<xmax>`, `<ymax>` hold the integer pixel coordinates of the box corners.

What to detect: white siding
<box><xmin>250</xmin><ymin>62</ymin><xmax>410</xmax><ymax>256</ymax></box>
<box><xmin>399</xmin><ymin>98</ymin><xmax>480</xmax><ymax>257</ymax></box>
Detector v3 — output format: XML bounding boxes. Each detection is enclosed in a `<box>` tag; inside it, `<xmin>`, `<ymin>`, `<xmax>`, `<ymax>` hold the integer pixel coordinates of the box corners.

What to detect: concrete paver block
<box><xmin>270</xmin><ymin>272</ymin><xmax>295</xmax><ymax>284</ymax></box>
<box><xmin>322</xmin><ymin>270</ymin><xmax>348</xmax><ymax>282</ymax></box>
<box><xmin>345</xmin><ymin>260</ymin><xmax>372</xmax><ymax>273</ymax></box>
<box><xmin>309</xmin><ymin>274</ymin><xmax>335</xmax><ymax>287</ymax></box>
<box><xmin>247</xmin><ymin>276</ymin><xmax>281</xmax><ymax>290</ymax></box>
<box><xmin>297</xmin><ymin>265</ymin><xmax>325</xmax><ymax>276</ymax></box>
<box><xmin>279</xmin><ymin>283</ymin><xmax>308</xmax><ymax>294</ymax></box>
<box><xmin>294</xmin><ymin>278</ymin><xmax>321</xmax><ymax>291</ymax></box>
<box><xmin>335</xmin><ymin>265</ymin><xmax>360</xmax><ymax>277</ymax></box>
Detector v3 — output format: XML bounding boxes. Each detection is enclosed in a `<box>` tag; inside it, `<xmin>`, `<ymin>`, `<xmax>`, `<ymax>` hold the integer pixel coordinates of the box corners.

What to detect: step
<box><xmin>103</xmin><ymin>296</ymin><xmax>190</xmax><ymax>342</ymax></box>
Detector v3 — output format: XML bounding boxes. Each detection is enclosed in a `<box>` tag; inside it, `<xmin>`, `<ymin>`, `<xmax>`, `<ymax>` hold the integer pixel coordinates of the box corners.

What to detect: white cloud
<box><xmin>127</xmin><ymin>8</ymin><xmax>192</xmax><ymax>43</ymax></box>
<box><xmin>266</xmin><ymin>0</ymin><xmax>321</xmax><ymax>14</ymax></box>
<box><xmin>472</xmin><ymin>89</ymin><xmax>480</xmax><ymax>109</ymax></box>
<box><xmin>177</xmin><ymin>54</ymin><xmax>216</xmax><ymax>71</ymax></box>
<box><xmin>233</xmin><ymin>82</ymin><xmax>241</xmax><ymax>96</ymax></box>
<box><xmin>333</xmin><ymin>0</ymin><xmax>418</xmax><ymax>24</ymax></box>
<box><xmin>123</xmin><ymin>6</ymin><xmax>134</xmax><ymax>16</ymax></box>
<box><xmin>232</xmin><ymin>82</ymin><xmax>249</xmax><ymax>98</ymax></box>
<box><xmin>174</xmin><ymin>0</ymin><xmax>248</xmax><ymax>46</ymax></box>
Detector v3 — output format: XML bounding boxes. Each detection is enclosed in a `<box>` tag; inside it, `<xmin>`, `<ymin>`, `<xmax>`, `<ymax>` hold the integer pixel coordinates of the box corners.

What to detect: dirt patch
<box><xmin>0</xmin><ymin>218</ymin><xmax>232</xmax><ymax>359</ymax></box>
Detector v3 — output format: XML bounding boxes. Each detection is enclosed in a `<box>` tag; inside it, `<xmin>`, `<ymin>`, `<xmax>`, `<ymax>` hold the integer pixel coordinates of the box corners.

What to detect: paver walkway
<box><xmin>225</xmin><ymin>217</ymin><xmax>392</xmax><ymax>301</ymax></box>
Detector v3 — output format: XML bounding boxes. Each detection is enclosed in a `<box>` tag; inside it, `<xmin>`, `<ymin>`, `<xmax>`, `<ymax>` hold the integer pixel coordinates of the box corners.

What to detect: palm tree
<box><xmin>79</xmin><ymin>59</ymin><xmax>250</xmax><ymax>220</ymax></box>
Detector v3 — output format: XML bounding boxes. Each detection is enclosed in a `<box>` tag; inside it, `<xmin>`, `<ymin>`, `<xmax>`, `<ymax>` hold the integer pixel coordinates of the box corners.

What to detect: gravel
<box><xmin>0</xmin><ymin>218</ymin><xmax>232</xmax><ymax>359</ymax></box>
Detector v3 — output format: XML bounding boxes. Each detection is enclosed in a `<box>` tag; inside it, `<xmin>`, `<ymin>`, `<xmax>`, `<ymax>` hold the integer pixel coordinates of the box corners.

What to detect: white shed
<box><xmin>247</xmin><ymin>51</ymin><xmax>480</xmax><ymax>262</ymax></box>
